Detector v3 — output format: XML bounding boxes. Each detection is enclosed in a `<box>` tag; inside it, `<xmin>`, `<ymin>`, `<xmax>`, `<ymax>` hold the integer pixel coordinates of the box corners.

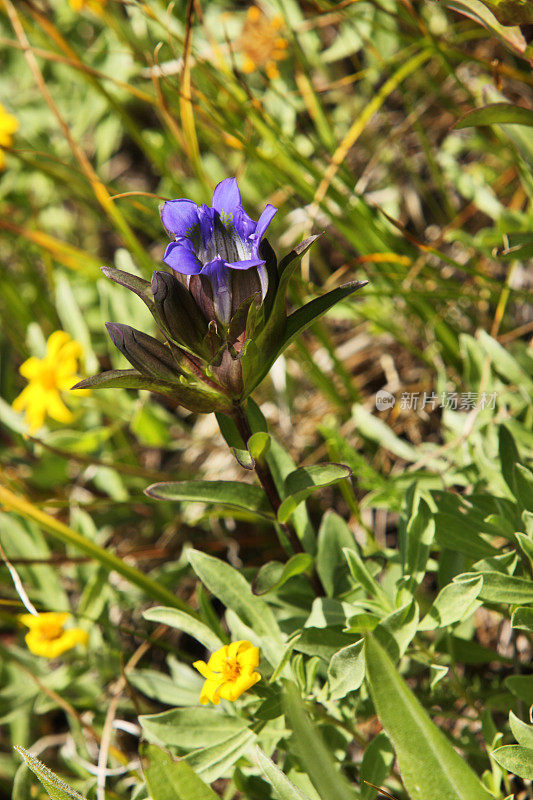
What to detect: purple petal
<box><xmin>201</xmin><ymin>258</ymin><xmax>232</xmax><ymax>323</ymax></box>
<box><xmin>252</xmin><ymin>204</ymin><xmax>277</xmax><ymax>253</ymax></box>
<box><xmin>226</xmin><ymin>257</ymin><xmax>266</xmax><ymax>270</ymax></box>
<box><xmin>197</xmin><ymin>203</ymin><xmax>216</xmax><ymax>248</ymax></box>
<box><xmin>160</xmin><ymin>199</ymin><xmax>199</xmax><ymax>238</ymax></box>
<box><xmin>163</xmin><ymin>240</ymin><xmax>202</xmax><ymax>275</ymax></box>
<box><xmin>212</xmin><ymin>178</ymin><xmax>241</xmax><ymax>218</ymax></box>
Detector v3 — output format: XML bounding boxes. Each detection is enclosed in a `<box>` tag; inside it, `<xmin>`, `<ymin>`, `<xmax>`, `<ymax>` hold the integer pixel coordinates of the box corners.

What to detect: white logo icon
<box><xmin>375</xmin><ymin>390</ymin><xmax>395</xmax><ymax>411</ymax></box>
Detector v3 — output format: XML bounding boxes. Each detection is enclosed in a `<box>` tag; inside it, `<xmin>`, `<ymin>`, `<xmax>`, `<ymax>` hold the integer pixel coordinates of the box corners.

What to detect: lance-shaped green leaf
<box><xmin>140</xmin><ymin>707</ymin><xmax>248</xmax><ymax>751</ymax></box>
<box><xmin>101</xmin><ymin>265</ymin><xmax>155</xmax><ymax>312</ymax></box>
<box><xmin>187</xmin><ymin>549</ymin><xmax>284</xmax><ymax>666</ymax></box>
<box><xmin>14</xmin><ymin>747</ymin><xmax>86</xmax><ymax>800</ymax></box>
<box><xmin>511</xmin><ymin>606</ymin><xmax>533</xmax><ymax>632</ymax></box>
<box><xmin>327</xmin><ymin>639</ymin><xmax>365</xmax><ymax>700</ymax></box>
<box><xmin>185</xmin><ymin>729</ymin><xmax>256</xmax><ymax>783</ymax></box>
<box><xmin>513</xmin><ymin>463</ymin><xmax>533</xmax><ymax>511</ymax></box>
<box><xmin>144</xmin><ymin>480</ymin><xmax>273</xmax><ymax>519</ymax></box>
<box><xmin>360</xmin><ymin>732</ymin><xmax>395</xmax><ymax>800</ymax></box>
<box><xmin>419</xmin><ymin>575</ymin><xmax>483</xmax><ymax>630</ymax></box>
<box><xmin>244</xmin><ymin>235</ymin><xmax>323</xmax><ymax>392</ymax></box>
<box><xmin>492</xmin><ymin>746</ymin><xmax>533</xmax><ymax>780</ymax></box>
<box><xmin>282</xmin><ymin>681</ymin><xmax>357</xmax><ymax>800</ymax></box>
<box><xmin>143</xmin><ymin>606</ymin><xmax>224</xmax><ymax>651</ymax></box>
<box><xmin>73</xmin><ymin>370</ymin><xmax>229</xmax><ymax>413</ymax></box>
<box><xmin>141</xmin><ymin>743</ymin><xmax>219</xmax><ymax>800</ymax></box>
<box><xmin>215</xmin><ymin>411</ymin><xmax>254</xmax><ymax>470</ymax></box>
<box><xmin>364</xmin><ymin>634</ymin><xmax>494</xmax><ymax>800</ymax></box>
<box><xmin>282</xmin><ymin>281</ymin><xmax>368</xmax><ymax>350</ymax></box>
<box><xmin>509</xmin><ymin>711</ymin><xmax>533</xmax><ymax>748</ymax></box>
<box><xmin>455</xmin><ymin>571</ymin><xmax>533</xmax><ymax>604</ymax></box>
<box><xmin>278</xmin><ymin>463</ymin><xmax>352</xmax><ymax>523</ymax></box>
<box><xmin>455</xmin><ymin>102</ymin><xmax>533</xmax><ymax>129</ymax></box>
<box><xmin>255</xmin><ymin>747</ymin><xmax>313</xmax><ymax>800</ymax></box>
<box><xmin>252</xmin><ymin>553</ymin><xmax>314</xmax><ymax>595</ymax></box>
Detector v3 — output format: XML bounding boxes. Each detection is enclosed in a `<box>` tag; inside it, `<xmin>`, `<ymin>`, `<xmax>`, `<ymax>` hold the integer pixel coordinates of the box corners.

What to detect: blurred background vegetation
<box><xmin>0</xmin><ymin>0</ymin><xmax>532</xmax><ymax>798</ymax></box>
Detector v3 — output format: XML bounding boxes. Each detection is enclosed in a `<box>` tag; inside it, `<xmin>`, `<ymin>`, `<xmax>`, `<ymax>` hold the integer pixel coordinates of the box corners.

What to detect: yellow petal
<box><xmin>207</xmin><ymin>646</ymin><xmax>228</xmax><ymax>672</ymax></box>
<box><xmin>46</xmin><ymin>331</ymin><xmax>74</xmax><ymax>360</ymax></box>
<box><xmin>45</xmin><ymin>391</ymin><xmax>73</xmax><ymax>424</ymax></box>
<box><xmin>237</xmin><ymin>644</ymin><xmax>259</xmax><ymax>670</ymax></box>
<box><xmin>193</xmin><ymin>660</ymin><xmax>213</xmax><ymax>679</ymax></box>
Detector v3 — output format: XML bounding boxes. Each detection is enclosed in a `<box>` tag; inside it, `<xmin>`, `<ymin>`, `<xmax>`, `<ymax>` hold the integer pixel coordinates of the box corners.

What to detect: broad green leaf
<box><xmin>327</xmin><ymin>639</ymin><xmax>365</xmax><ymax>700</ymax></box>
<box><xmin>145</xmin><ymin>481</ymin><xmax>273</xmax><ymax>520</ymax></box>
<box><xmin>511</xmin><ymin>606</ymin><xmax>533</xmax><ymax>632</ymax></box>
<box><xmin>480</xmin><ymin>0</ymin><xmax>533</xmax><ymax>24</ymax></box>
<box><xmin>491</xmin><ymin>745</ymin><xmax>533</xmax><ymax>780</ymax></box>
<box><xmin>14</xmin><ymin>747</ymin><xmax>86</xmax><ymax>800</ymax></box>
<box><xmin>506</xmin><ymin>675</ymin><xmax>533</xmax><ymax>706</ymax></box>
<box><xmin>364</xmin><ymin>634</ymin><xmax>493</xmax><ymax>800</ymax></box>
<box><xmin>438</xmin><ymin>0</ymin><xmax>530</xmax><ymax>63</ymax></box>
<box><xmin>295</xmin><ymin>627</ymin><xmax>359</xmax><ymax>661</ymax></box>
<box><xmin>435</xmin><ymin>513</ymin><xmax>498</xmax><ymax>560</ymax></box>
<box><xmin>255</xmin><ymin>747</ymin><xmax>313</xmax><ymax>800</ymax></box>
<box><xmin>187</xmin><ymin>549</ymin><xmax>284</xmax><ymax>666</ymax></box>
<box><xmin>509</xmin><ymin>712</ymin><xmax>533</xmax><ymax>749</ymax></box>
<box><xmin>248</xmin><ymin>432</ymin><xmax>271</xmax><ymax>463</ymax></box>
<box><xmin>360</xmin><ymin>733</ymin><xmax>395</xmax><ymax>800</ymax></box>
<box><xmin>185</xmin><ymin>729</ymin><xmax>256</xmax><ymax>783</ymax></box>
<box><xmin>141</xmin><ymin>743</ymin><xmax>218</xmax><ymax>800</ymax></box>
<box><xmin>457</xmin><ymin>571</ymin><xmax>533</xmax><ymax>604</ymax></box>
<box><xmin>374</xmin><ymin>601</ymin><xmax>419</xmax><ymax>661</ymax></box>
<box><xmin>419</xmin><ymin>576</ymin><xmax>483</xmax><ymax>630</ymax></box>
<box><xmin>252</xmin><ymin>554</ymin><xmax>313</xmax><ymax>595</ymax></box>
<box><xmin>282</xmin><ymin>281</ymin><xmax>367</xmax><ymax>350</ymax></box>
<box><xmin>456</xmin><ymin>103</ymin><xmax>533</xmax><ymax>129</ymax></box>
<box><xmin>282</xmin><ymin>682</ymin><xmax>356</xmax><ymax>800</ymax></box>
<box><xmin>128</xmin><ymin>668</ymin><xmax>204</xmax><ymax>707</ymax></box>
<box><xmin>316</xmin><ymin>512</ymin><xmax>355</xmax><ymax>597</ymax></box>
<box><xmin>278</xmin><ymin>464</ymin><xmax>352</xmax><ymax>523</ymax></box>
<box><xmin>139</xmin><ymin>707</ymin><xmax>248</xmax><ymax>750</ymax></box>
<box><xmin>143</xmin><ymin>607</ymin><xmax>224</xmax><ymax>651</ymax></box>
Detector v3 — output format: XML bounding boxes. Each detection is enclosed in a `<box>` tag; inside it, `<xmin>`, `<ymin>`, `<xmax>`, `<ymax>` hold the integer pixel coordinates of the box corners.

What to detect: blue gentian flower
<box><xmin>161</xmin><ymin>177</ymin><xmax>277</xmax><ymax>324</ymax></box>
<box><xmin>76</xmin><ymin>177</ymin><xmax>367</xmax><ymax>415</ymax></box>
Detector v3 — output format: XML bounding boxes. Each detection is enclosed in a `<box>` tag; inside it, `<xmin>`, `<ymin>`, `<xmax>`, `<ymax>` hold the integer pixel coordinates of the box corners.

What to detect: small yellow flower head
<box><xmin>193</xmin><ymin>640</ymin><xmax>261</xmax><ymax>705</ymax></box>
<box><xmin>12</xmin><ymin>331</ymin><xmax>86</xmax><ymax>434</ymax></box>
<box><xmin>69</xmin><ymin>0</ymin><xmax>107</xmax><ymax>14</ymax></box>
<box><xmin>238</xmin><ymin>6</ymin><xmax>288</xmax><ymax>79</ymax></box>
<box><xmin>19</xmin><ymin>612</ymin><xmax>89</xmax><ymax>659</ymax></box>
<box><xmin>0</xmin><ymin>102</ymin><xmax>19</xmax><ymax>170</ymax></box>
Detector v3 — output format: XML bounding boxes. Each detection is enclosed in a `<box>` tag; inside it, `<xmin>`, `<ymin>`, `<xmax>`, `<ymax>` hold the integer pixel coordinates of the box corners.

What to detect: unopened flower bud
<box><xmin>106</xmin><ymin>323</ymin><xmax>179</xmax><ymax>382</ymax></box>
<box><xmin>151</xmin><ymin>271</ymin><xmax>208</xmax><ymax>355</ymax></box>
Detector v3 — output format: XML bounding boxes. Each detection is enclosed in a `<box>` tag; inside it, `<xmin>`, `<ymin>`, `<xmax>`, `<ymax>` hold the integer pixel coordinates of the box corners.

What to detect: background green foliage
<box><xmin>1</xmin><ymin>1</ymin><xmax>532</xmax><ymax>799</ymax></box>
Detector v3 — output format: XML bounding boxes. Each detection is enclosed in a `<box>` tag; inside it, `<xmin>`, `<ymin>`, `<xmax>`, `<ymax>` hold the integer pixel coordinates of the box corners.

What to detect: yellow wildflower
<box><xmin>69</xmin><ymin>0</ymin><xmax>107</xmax><ymax>15</ymax></box>
<box><xmin>12</xmin><ymin>330</ymin><xmax>85</xmax><ymax>434</ymax></box>
<box><xmin>238</xmin><ymin>6</ymin><xmax>288</xmax><ymax>80</ymax></box>
<box><xmin>0</xmin><ymin>102</ymin><xmax>18</xmax><ymax>170</ymax></box>
<box><xmin>19</xmin><ymin>612</ymin><xmax>89</xmax><ymax>659</ymax></box>
<box><xmin>193</xmin><ymin>640</ymin><xmax>261</xmax><ymax>705</ymax></box>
